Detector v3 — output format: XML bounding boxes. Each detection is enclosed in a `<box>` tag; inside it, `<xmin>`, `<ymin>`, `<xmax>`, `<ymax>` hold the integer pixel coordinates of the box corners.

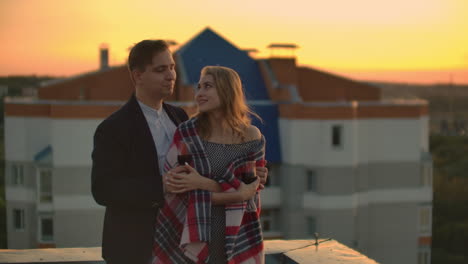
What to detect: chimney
<box><xmin>267</xmin><ymin>43</ymin><xmax>299</xmax><ymax>58</ymax></box>
<box><xmin>99</xmin><ymin>43</ymin><xmax>109</xmax><ymax>70</ymax></box>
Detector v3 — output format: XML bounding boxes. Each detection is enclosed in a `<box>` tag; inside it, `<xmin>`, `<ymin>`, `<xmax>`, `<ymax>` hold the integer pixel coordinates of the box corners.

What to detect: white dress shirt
<box><xmin>137</xmin><ymin>100</ymin><xmax>177</xmax><ymax>174</ymax></box>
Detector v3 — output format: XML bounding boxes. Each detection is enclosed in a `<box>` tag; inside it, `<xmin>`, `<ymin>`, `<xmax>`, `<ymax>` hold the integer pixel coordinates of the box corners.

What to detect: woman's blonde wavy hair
<box><xmin>195</xmin><ymin>66</ymin><xmax>261</xmax><ymax>142</ymax></box>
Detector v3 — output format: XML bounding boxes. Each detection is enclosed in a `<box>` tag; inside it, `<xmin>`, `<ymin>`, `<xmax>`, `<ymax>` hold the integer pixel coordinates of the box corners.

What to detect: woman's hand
<box><xmin>256</xmin><ymin>165</ymin><xmax>268</xmax><ymax>189</ymax></box>
<box><xmin>237</xmin><ymin>177</ymin><xmax>260</xmax><ymax>200</ymax></box>
<box><xmin>165</xmin><ymin>164</ymin><xmax>205</xmax><ymax>193</ymax></box>
<box><xmin>164</xmin><ymin>163</ymin><xmax>261</xmax><ymax>200</ymax></box>
<box><xmin>163</xmin><ymin>166</ymin><xmax>187</xmax><ymax>193</ymax></box>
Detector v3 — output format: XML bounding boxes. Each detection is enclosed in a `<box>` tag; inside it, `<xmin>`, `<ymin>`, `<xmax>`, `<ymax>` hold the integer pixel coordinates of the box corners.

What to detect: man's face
<box><xmin>135</xmin><ymin>49</ymin><xmax>176</xmax><ymax>100</ymax></box>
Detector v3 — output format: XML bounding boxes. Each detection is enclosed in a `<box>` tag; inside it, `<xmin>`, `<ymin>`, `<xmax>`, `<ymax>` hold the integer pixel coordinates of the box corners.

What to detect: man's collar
<box><xmin>137</xmin><ymin>99</ymin><xmax>164</xmax><ymax>116</ymax></box>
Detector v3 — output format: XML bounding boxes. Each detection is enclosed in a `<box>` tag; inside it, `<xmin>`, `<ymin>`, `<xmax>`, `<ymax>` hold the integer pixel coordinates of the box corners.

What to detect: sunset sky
<box><xmin>1</xmin><ymin>0</ymin><xmax>467</xmax><ymax>84</ymax></box>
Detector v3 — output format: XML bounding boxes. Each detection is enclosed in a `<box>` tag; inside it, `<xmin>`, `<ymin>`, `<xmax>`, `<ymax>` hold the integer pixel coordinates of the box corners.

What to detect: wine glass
<box><xmin>177</xmin><ymin>141</ymin><xmax>193</xmax><ymax>167</ymax></box>
<box><xmin>241</xmin><ymin>160</ymin><xmax>257</xmax><ymax>184</ymax></box>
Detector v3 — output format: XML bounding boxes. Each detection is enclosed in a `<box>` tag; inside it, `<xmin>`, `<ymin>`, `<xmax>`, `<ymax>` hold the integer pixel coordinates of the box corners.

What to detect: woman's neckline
<box><xmin>202</xmin><ymin>138</ymin><xmax>261</xmax><ymax>146</ymax></box>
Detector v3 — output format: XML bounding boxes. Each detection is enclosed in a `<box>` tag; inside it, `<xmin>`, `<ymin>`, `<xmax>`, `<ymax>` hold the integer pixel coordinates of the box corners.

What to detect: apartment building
<box><xmin>4</xmin><ymin>28</ymin><xmax>432</xmax><ymax>264</ymax></box>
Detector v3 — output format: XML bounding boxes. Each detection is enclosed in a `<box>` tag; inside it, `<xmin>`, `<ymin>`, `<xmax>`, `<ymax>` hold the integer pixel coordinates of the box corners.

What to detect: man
<box><xmin>91</xmin><ymin>40</ymin><xmax>187</xmax><ymax>264</ymax></box>
<box><xmin>91</xmin><ymin>40</ymin><xmax>268</xmax><ymax>264</ymax></box>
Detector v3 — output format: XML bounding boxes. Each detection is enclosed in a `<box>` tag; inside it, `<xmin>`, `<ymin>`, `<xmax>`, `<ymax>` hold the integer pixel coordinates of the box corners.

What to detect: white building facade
<box><xmin>4</xmin><ymin>99</ymin><xmax>432</xmax><ymax>264</ymax></box>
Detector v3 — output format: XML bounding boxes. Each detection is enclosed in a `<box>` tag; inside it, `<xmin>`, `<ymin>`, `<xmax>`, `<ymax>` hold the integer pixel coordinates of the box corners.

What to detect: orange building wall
<box><xmin>37</xmin><ymin>55</ymin><xmax>381</xmax><ymax>104</ymax></box>
<box><xmin>5</xmin><ymin>103</ymin><xmax>197</xmax><ymax>119</ymax></box>
<box><xmin>297</xmin><ymin>67</ymin><xmax>380</xmax><ymax>102</ymax></box>
<box><xmin>38</xmin><ymin>66</ymin><xmax>133</xmax><ymax>101</ymax></box>
<box><xmin>261</xmin><ymin>57</ymin><xmax>381</xmax><ymax>102</ymax></box>
<box><xmin>6</xmin><ymin>101</ymin><xmax>427</xmax><ymax>120</ymax></box>
<box><xmin>268</xmin><ymin>58</ymin><xmax>298</xmax><ymax>86</ymax></box>
<box><xmin>38</xmin><ymin>63</ymin><xmax>193</xmax><ymax>103</ymax></box>
<box><xmin>257</xmin><ymin>59</ymin><xmax>292</xmax><ymax>101</ymax></box>
<box><xmin>279</xmin><ymin>103</ymin><xmax>428</xmax><ymax>120</ymax></box>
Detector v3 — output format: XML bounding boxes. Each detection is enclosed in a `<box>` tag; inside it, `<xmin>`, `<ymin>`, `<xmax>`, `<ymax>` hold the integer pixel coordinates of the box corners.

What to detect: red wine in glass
<box><xmin>177</xmin><ymin>154</ymin><xmax>193</xmax><ymax>166</ymax></box>
<box><xmin>241</xmin><ymin>161</ymin><xmax>257</xmax><ymax>184</ymax></box>
<box><xmin>177</xmin><ymin>141</ymin><xmax>192</xmax><ymax>166</ymax></box>
<box><xmin>241</xmin><ymin>173</ymin><xmax>257</xmax><ymax>184</ymax></box>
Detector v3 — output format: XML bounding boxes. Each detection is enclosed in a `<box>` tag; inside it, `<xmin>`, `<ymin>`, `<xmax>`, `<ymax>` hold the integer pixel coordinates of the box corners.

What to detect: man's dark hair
<box><xmin>128</xmin><ymin>40</ymin><xmax>169</xmax><ymax>72</ymax></box>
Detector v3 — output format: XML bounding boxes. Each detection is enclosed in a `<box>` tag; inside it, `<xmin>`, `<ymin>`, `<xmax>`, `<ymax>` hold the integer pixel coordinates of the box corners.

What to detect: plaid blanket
<box><xmin>153</xmin><ymin>118</ymin><xmax>265</xmax><ymax>264</ymax></box>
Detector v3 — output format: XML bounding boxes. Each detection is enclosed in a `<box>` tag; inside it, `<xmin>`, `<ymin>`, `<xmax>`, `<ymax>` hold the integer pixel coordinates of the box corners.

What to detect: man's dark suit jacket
<box><xmin>91</xmin><ymin>95</ymin><xmax>188</xmax><ymax>264</ymax></box>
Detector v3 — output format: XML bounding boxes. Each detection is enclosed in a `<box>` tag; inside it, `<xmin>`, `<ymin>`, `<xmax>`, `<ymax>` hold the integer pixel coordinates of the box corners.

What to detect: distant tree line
<box><xmin>431</xmin><ymin>135</ymin><xmax>468</xmax><ymax>264</ymax></box>
<box><xmin>0</xmin><ymin>76</ymin><xmax>56</xmax><ymax>96</ymax></box>
<box><xmin>0</xmin><ymin>122</ymin><xmax>5</xmax><ymax>248</ymax></box>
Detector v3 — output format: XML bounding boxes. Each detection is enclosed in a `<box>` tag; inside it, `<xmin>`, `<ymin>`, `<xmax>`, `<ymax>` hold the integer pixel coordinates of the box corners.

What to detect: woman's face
<box><xmin>196</xmin><ymin>74</ymin><xmax>221</xmax><ymax>113</ymax></box>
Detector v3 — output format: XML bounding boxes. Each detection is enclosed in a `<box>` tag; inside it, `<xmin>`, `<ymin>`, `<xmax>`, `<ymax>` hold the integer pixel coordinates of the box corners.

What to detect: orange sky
<box><xmin>1</xmin><ymin>0</ymin><xmax>467</xmax><ymax>84</ymax></box>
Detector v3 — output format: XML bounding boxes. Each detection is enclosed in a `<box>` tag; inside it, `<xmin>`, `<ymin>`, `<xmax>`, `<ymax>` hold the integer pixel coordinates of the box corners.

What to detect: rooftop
<box><xmin>0</xmin><ymin>239</ymin><xmax>379</xmax><ymax>264</ymax></box>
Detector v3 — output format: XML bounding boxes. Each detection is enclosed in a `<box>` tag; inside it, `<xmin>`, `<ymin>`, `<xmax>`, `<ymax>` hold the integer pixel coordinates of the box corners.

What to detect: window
<box><xmin>39</xmin><ymin>169</ymin><xmax>53</xmax><ymax>203</ymax></box>
<box><xmin>12</xmin><ymin>164</ymin><xmax>24</xmax><ymax>185</ymax></box>
<box><xmin>306</xmin><ymin>170</ymin><xmax>317</xmax><ymax>192</ymax></box>
<box><xmin>261</xmin><ymin>210</ymin><xmax>283</xmax><ymax>239</ymax></box>
<box><xmin>419</xmin><ymin>207</ymin><xmax>432</xmax><ymax>234</ymax></box>
<box><xmin>13</xmin><ymin>209</ymin><xmax>25</xmax><ymax>230</ymax></box>
<box><xmin>39</xmin><ymin>216</ymin><xmax>54</xmax><ymax>242</ymax></box>
<box><xmin>418</xmin><ymin>248</ymin><xmax>430</xmax><ymax>264</ymax></box>
<box><xmin>261</xmin><ymin>210</ymin><xmax>272</xmax><ymax>232</ymax></box>
<box><xmin>307</xmin><ymin>217</ymin><xmax>317</xmax><ymax>236</ymax></box>
<box><xmin>264</xmin><ymin>164</ymin><xmax>280</xmax><ymax>187</ymax></box>
<box><xmin>332</xmin><ymin>125</ymin><xmax>343</xmax><ymax>148</ymax></box>
<box><xmin>421</xmin><ymin>164</ymin><xmax>433</xmax><ymax>186</ymax></box>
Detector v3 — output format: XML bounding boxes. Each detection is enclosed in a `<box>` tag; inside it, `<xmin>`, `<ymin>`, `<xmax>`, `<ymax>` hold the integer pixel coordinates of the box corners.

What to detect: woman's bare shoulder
<box><xmin>245</xmin><ymin>125</ymin><xmax>262</xmax><ymax>141</ymax></box>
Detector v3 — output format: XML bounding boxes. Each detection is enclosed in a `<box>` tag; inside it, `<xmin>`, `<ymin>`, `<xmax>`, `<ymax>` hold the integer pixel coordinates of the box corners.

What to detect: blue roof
<box><xmin>176</xmin><ymin>28</ymin><xmax>282</xmax><ymax>163</ymax></box>
<box><xmin>176</xmin><ymin>28</ymin><xmax>269</xmax><ymax>101</ymax></box>
<box><xmin>250</xmin><ymin>103</ymin><xmax>282</xmax><ymax>163</ymax></box>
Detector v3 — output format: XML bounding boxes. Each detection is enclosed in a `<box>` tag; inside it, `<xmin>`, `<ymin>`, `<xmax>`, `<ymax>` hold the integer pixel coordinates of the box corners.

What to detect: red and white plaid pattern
<box><xmin>152</xmin><ymin>118</ymin><xmax>265</xmax><ymax>264</ymax></box>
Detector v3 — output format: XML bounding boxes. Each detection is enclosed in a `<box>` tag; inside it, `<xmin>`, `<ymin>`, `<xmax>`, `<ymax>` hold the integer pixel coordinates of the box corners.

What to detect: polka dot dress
<box><xmin>203</xmin><ymin>139</ymin><xmax>260</xmax><ymax>264</ymax></box>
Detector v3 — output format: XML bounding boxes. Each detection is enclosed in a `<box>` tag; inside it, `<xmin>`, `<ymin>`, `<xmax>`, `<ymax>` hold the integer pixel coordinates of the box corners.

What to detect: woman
<box><xmin>153</xmin><ymin>66</ymin><xmax>266</xmax><ymax>264</ymax></box>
